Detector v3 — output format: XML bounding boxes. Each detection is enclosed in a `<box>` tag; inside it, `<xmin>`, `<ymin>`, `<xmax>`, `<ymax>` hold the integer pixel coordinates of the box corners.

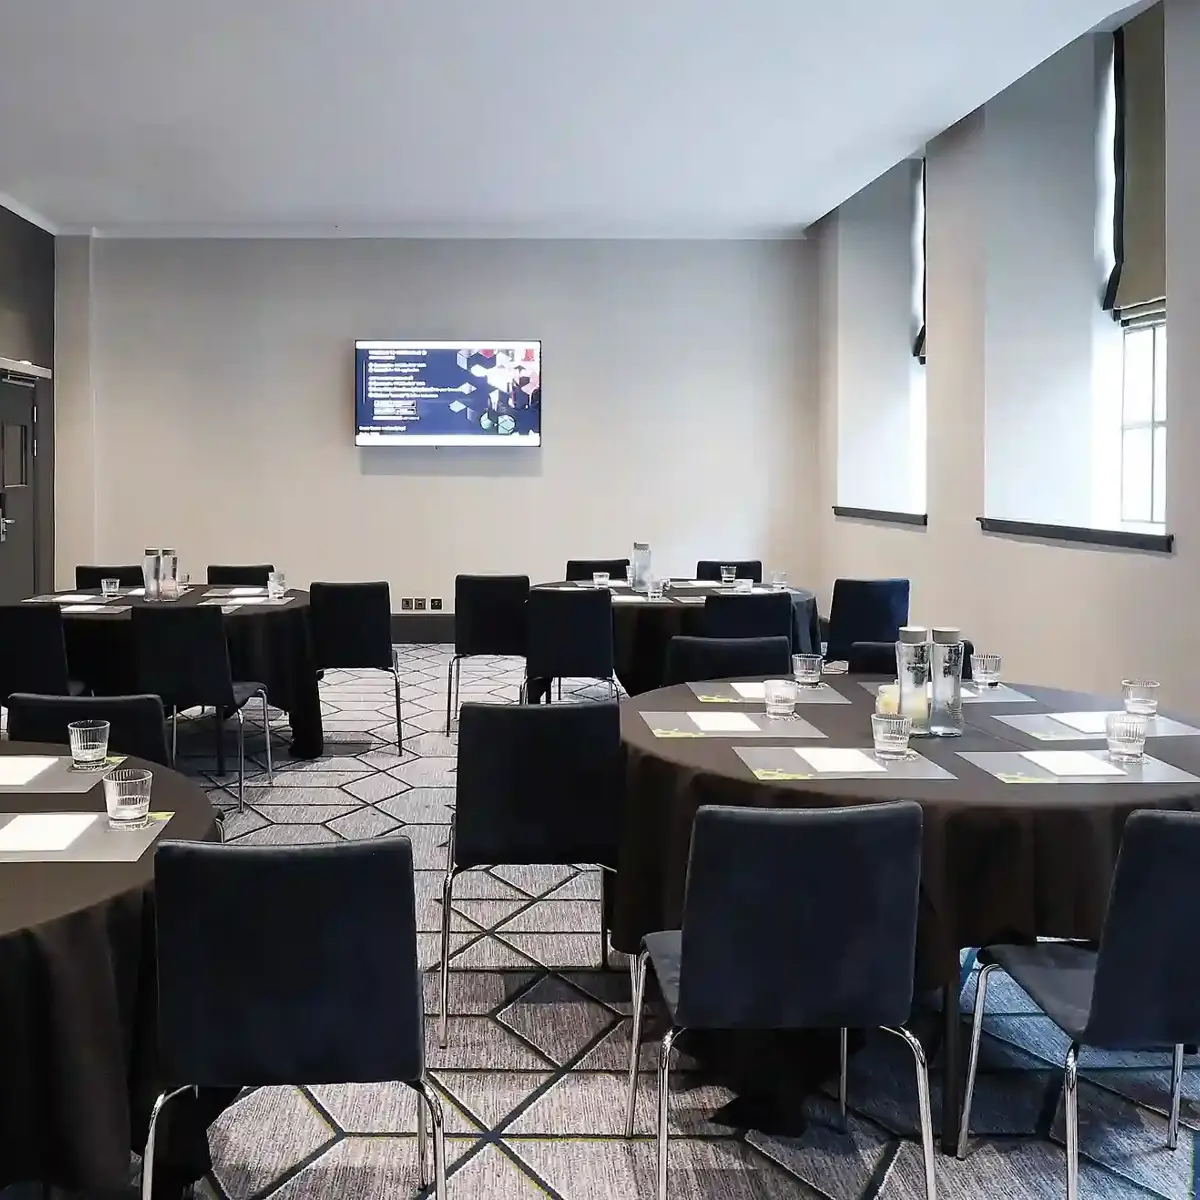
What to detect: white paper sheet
<box><xmin>62</xmin><ymin>604</ymin><xmax>109</xmax><ymax>614</ymax></box>
<box><xmin>689</xmin><ymin>711</ymin><xmax>759</xmax><ymax>733</ymax></box>
<box><xmin>50</xmin><ymin>594</ymin><xmax>92</xmax><ymax>603</ymax></box>
<box><xmin>796</xmin><ymin>747</ymin><xmax>886</xmax><ymax>774</ymax></box>
<box><xmin>611</xmin><ymin>594</ymin><xmax>648</xmax><ymax>604</ymax></box>
<box><xmin>669</xmin><ymin>581</ymin><xmax>707</xmax><ymax>588</ymax></box>
<box><xmin>731</xmin><ymin>682</ymin><xmax>767</xmax><ymax>699</ymax></box>
<box><xmin>229</xmin><ymin>587</ymin><xmax>267</xmax><ymax>596</ymax></box>
<box><xmin>1020</xmin><ymin>751</ymin><xmax>1125</xmax><ymax>777</ymax></box>
<box><xmin>1049</xmin><ymin>711</ymin><xmax>1112</xmax><ymax>735</ymax></box>
<box><xmin>0</xmin><ymin>812</ymin><xmax>98</xmax><ymax>851</ymax></box>
<box><xmin>128</xmin><ymin>587</ymin><xmax>145</xmax><ymax>596</ymax></box>
<box><xmin>0</xmin><ymin>757</ymin><xmax>57</xmax><ymax>786</ymax></box>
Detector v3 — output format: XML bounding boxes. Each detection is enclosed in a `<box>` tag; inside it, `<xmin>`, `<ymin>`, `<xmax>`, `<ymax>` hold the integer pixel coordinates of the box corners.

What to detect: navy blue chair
<box><xmin>6</xmin><ymin>693</ymin><xmax>170</xmax><ymax>765</ymax></box>
<box><xmin>524</xmin><ymin>587</ymin><xmax>615</xmax><ymax>700</ymax></box>
<box><xmin>824</xmin><ymin>579</ymin><xmax>910</xmax><ymax>662</ymax></box>
<box><xmin>663</xmin><ymin>635</ymin><xmax>791</xmax><ymax>685</ymax></box>
<box><xmin>0</xmin><ymin>603</ymin><xmax>86</xmax><ymax>703</ymax></box>
<box><xmin>695</xmin><ymin>560</ymin><xmax>763</xmax><ymax>583</ymax></box>
<box><xmin>206</xmin><ymin>565</ymin><xmax>275</xmax><ymax>586</ymax></box>
<box><xmin>75</xmin><ymin>564</ymin><xmax>144</xmax><ymax>590</ymax></box>
<box><xmin>565</xmin><ymin>557</ymin><xmax>630</xmax><ymax>582</ymax></box>
<box><xmin>849</xmin><ymin>638</ymin><xmax>976</xmax><ymax>680</ymax></box>
<box><xmin>702</xmin><ymin>591</ymin><xmax>793</xmax><ymax>644</ymax></box>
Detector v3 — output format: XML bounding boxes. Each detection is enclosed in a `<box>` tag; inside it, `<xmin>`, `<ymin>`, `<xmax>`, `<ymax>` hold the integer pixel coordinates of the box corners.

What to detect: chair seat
<box><xmin>644</xmin><ymin>930</ymin><xmax>683</xmax><ymax>1020</ymax></box>
<box><xmin>984</xmin><ymin>942</ymin><xmax>1098</xmax><ymax>1041</ymax></box>
<box><xmin>231</xmin><ymin>681</ymin><xmax>266</xmax><ymax>710</ymax></box>
<box><xmin>68</xmin><ymin>680</ymin><xmax>88</xmax><ymax>697</ymax></box>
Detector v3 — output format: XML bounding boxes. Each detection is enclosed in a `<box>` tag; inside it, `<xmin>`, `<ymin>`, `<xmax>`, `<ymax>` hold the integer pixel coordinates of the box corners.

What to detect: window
<box><xmin>1119</xmin><ymin>321</ymin><xmax>1165</xmax><ymax>525</ymax></box>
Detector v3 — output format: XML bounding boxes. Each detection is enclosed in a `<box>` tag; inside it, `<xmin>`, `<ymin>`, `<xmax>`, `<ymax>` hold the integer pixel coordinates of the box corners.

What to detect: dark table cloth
<box><xmin>60</xmin><ymin>587</ymin><xmax>324</xmax><ymax>759</ymax></box>
<box><xmin>0</xmin><ymin>743</ymin><xmax>219</xmax><ymax>1193</ymax></box>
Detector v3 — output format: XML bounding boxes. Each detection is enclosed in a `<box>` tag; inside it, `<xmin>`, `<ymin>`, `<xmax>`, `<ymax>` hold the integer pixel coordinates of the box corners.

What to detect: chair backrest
<box><xmin>131</xmin><ymin>605</ymin><xmax>235</xmax><ymax>711</ymax></box>
<box><xmin>6</xmin><ymin>693</ymin><xmax>170</xmax><ymax>765</ymax></box>
<box><xmin>75</xmin><ymin>564</ymin><xmax>143</xmax><ymax>590</ymax></box>
<box><xmin>454</xmin><ymin>701</ymin><xmax>623</xmax><ymax>869</ymax></box>
<box><xmin>565</xmin><ymin>558</ymin><xmax>630</xmax><ymax>583</ymax></box>
<box><xmin>825</xmin><ymin>579</ymin><xmax>910</xmax><ymax>662</ymax></box>
<box><xmin>0</xmin><ymin>603</ymin><xmax>71</xmax><ymax>700</ymax></box>
<box><xmin>154</xmin><ymin>837</ymin><xmax>423</xmax><ymax>1086</ymax></box>
<box><xmin>664</xmin><ymin>636</ymin><xmax>792</xmax><ymax>685</ymax></box>
<box><xmin>525</xmin><ymin>587</ymin><xmax>614</xmax><ymax>680</ymax></box>
<box><xmin>207</xmin><ymin>564</ymin><xmax>275</xmax><ymax>586</ymax></box>
<box><xmin>454</xmin><ymin>574</ymin><xmax>530</xmax><ymax>657</ymax></box>
<box><xmin>848</xmin><ymin>637</ymin><xmax>976</xmax><ymax>679</ymax></box>
<box><xmin>308</xmin><ymin>582</ymin><xmax>393</xmax><ymax>671</ymax></box>
<box><xmin>676</xmin><ymin>802</ymin><xmax>923</xmax><ymax>1031</ymax></box>
<box><xmin>1084</xmin><ymin>810</ymin><xmax>1200</xmax><ymax>1048</ymax></box>
<box><xmin>702</xmin><ymin>592</ymin><xmax>794</xmax><ymax>644</ymax></box>
<box><xmin>695</xmin><ymin>560</ymin><xmax>764</xmax><ymax>583</ymax></box>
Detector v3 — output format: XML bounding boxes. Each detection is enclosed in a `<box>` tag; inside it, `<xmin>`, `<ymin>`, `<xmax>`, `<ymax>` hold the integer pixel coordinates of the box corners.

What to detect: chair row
<box><xmin>74</xmin><ymin>564</ymin><xmax>280</xmax><ymax>589</ymax></box>
<box><xmin>567</xmin><ymin>558</ymin><xmax>766</xmax><ymax>583</ymax></box>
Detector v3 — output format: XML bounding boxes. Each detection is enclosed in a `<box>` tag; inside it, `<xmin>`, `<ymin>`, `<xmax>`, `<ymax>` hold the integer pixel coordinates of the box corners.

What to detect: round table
<box><xmin>534</xmin><ymin>580</ymin><xmax>820</xmax><ymax>695</ymax></box>
<box><xmin>54</xmin><ymin>585</ymin><xmax>324</xmax><ymax>758</ymax></box>
<box><xmin>0</xmin><ymin>742</ymin><xmax>218</xmax><ymax>1191</ymax></box>
<box><xmin>613</xmin><ymin>675</ymin><xmax>1200</xmax><ymax>1147</ymax></box>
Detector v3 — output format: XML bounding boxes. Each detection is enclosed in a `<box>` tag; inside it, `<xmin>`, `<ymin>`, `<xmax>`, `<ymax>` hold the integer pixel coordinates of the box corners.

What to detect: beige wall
<box><xmin>55</xmin><ymin>237</ymin><xmax>818</xmax><ymax>604</ymax></box>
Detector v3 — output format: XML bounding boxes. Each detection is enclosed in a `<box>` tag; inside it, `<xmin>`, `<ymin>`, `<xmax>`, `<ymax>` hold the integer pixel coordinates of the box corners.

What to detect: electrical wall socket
<box><xmin>414</xmin><ymin>598</ymin><xmax>427</xmax><ymax>611</ymax></box>
<box><xmin>430</xmin><ymin>598</ymin><xmax>443</xmax><ymax>611</ymax></box>
<box><xmin>401</xmin><ymin>597</ymin><xmax>414</xmax><ymax>611</ymax></box>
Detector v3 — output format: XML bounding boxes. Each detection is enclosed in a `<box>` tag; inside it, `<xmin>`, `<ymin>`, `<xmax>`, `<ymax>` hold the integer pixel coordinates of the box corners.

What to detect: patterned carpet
<box><xmin>9</xmin><ymin>645</ymin><xmax>1197</xmax><ymax>1198</ymax></box>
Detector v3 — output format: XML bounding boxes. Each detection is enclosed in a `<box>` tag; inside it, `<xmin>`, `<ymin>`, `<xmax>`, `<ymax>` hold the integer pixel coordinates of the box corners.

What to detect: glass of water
<box><xmin>592</xmin><ymin>571</ymin><xmax>610</xmax><ymax>589</ymax></box>
<box><xmin>971</xmin><ymin>653</ymin><xmax>1002</xmax><ymax>688</ymax></box>
<box><xmin>268</xmin><ymin>570</ymin><xmax>287</xmax><ymax>599</ymax></box>
<box><xmin>100</xmin><ymin>577</ymin><xmax>120</xmax><ymax>600</ymax></box>
<box><xmin>771</xmin><ymin>570</ymin><xmax>788</xmax><ymax>591</ymax></box>
<box><xmin>792</xmin><ymin>654</ymin><xmax>822</xmax><ymax>687</ymax></box>
<box><xmin>647</xmin><ymin>577</ymin><xmax>665</xmax><ymax>601</ymax></box>
<box><xmin>625</xmin><ymin>564</ymin><xmax>634</xmax><ymax>585</ymax></box>
<box><xmin>764</xmin><ymin>679</ymin><xmax>797</xmax><ymax>718</ymax></box>
<box><xmin>1122</xmin><ymin>679</ymin><xmax>1159</xmax><ymax>715</ymax></box>
<box><xmin>720</xmin><ymin>565</ymin><xmax>736</xmax><ymax>585</ymax></box>
<box><xmin>68</xmin><ymin>719</ymin><xmax>110</xmax><ymax>770</ymax></box>
<box><xmin>1106</xmin><ymin>712</ymin><xmax>1148</xmax><ymax>762</ymax></box>
<box><xmin>103</xmin><ymin>767</ymin><xmax>153</xmax><ymax>826</ymax></box>
<box><xmin>872</xmin><ymin>713</ymin><xmax>913</xmax><ymax>759</ymax></box>
<box><xmin>734</xmin><ymin>577</ymin><xmax>754</xmax><ymax>594</ymax></box>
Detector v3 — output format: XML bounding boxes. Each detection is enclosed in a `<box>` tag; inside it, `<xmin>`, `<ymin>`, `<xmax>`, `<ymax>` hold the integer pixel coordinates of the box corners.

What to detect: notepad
<box><xmin>795</xmin><ymin>748</ymin><xmax>886</xmax><ymax>774</ymax></box>
<box><xmin>49</xmin><ymin>594</ymin><xmax>92</xmax><ymax>603</ymax></box>
<box><xmin>0</xmin><ymin>757</ymin><xmax>56</xmax><ymax>787</ymax></box>
<box><xmin>229</xmin><ymin>587</ymin><xmax>266</xmax><ymax>596</ymax></box>
<box><xmin>1049</xmin><ymin>712</ymin><xmax>1112</xmax><ymax>735</ymax></box>
<box><xmin>1021</xmin><ymin>751</ymin><xmax>1125</xmax><ymax>777</ymax></box>
<box><xmin>611</xmin><ymin>594</ymin><xmax>648</xmax><ymax>603</ymax></box>
<box><xmin>731</xmin><ymin>682</ymin><xmax>767</xmax><ymax>699</ymax></box>
<box><xmin>688</xmin><ymin>711</ymin><xmax>758</xmax><ymax>733</ymax></box>
<box><xmin>0</xmin><ymin>812</ymin><xmax>98</xmax><ymax>851</ymax></box>
<box><xmin>62</xmin><ymin>604</ymin><xmax>108</xmax><ymax>614</ymax></box>
<box><xmin>227</xmin><ymin>596</ymin><xmax>269</xmax><ymax>605</ymax></box>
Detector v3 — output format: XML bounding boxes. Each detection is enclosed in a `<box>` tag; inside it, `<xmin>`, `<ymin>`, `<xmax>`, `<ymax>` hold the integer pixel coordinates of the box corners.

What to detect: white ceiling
<box><xmin>0</xmin><ymin>0</ymin><xmax>1133</xmax><ymax>238</ymax></box>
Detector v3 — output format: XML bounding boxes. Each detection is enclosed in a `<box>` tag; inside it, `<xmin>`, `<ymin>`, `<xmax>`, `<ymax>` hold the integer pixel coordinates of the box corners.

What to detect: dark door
<box><xmin>0</xmin><ymin>379</ymin><xmax>37</xmax><ymax>604</ymax></box>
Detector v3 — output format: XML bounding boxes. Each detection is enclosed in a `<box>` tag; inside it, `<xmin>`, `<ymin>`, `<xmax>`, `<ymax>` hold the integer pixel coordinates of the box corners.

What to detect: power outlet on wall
<box><xmin>401</xmin><ymin>597</ymin><xmax>414</xmax><ymax>612</ymax></box>
<box><xmin>414</xmin><ymin>598</ymin><xmax>427</xmax><ymax>611</ymax></box>
<box><xmin>430</xmin><ymin>598</ymin><xmax>443</xmax><ymax>611</ymax></box>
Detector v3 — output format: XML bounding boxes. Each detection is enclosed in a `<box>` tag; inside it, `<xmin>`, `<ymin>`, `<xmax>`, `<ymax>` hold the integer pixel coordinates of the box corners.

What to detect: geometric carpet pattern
<box><xmin>6</xmin><ymin>645</ymin><xmax>1195</xmax><ymax>1198</ymax></box>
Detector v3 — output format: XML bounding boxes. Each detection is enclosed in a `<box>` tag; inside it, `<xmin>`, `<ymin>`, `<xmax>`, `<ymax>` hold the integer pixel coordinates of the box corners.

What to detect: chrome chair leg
<box><xmin>444</xmin><ymin>657</ymin><xmax>455</xmax><ymax>734</ymax></box>
<box><xmin>413</xmin><ymin>1076</ymin><xmax>447</xmax><ymax>1199</ymax></box>
<box><xmin>392</xmin><ymin>667</ymin><xmax>404</xmax><ymax>751</ymax></box>
<box><xmin>416</xmin><ymin>1085</ymin><xmax>428</xmax><ymax>1186</ymax></box>
<box><xmin>839</xmin><ymin>1027</ymin><xmax>849</xmax><ymax>1128</ymax></box>
<box><xmin>1064</xmin><ymin>1043</ymin><xmax>1080</xmax><ymax>1200</ymax></box>
<box><xmin>141</xmin><ymin>1086</ymin><xmax>195</xmax><ymax>1200</ymax></box>
<box><xmin>259</xmin><ymin>689</ymin><xmax>273</xmax><ymax>776</ymax></box>
<box><xmin>625</xmin><ymin>947</ymin><xmax>650</xmax><ymax>1137</ymax></box>
<box><xmin>657</xmin><ymin>1027</ymin><xmax>680</xmax><ymax>1200</ymax></box>
<box><xmin>438</xmin><ymin>823</ymin><xmax>458</xmax><ymax>1048</ymax></box>
<box><xmin>884</xmin><ymin>1026</ymin><xmax>937</xmax><ymax>1200</ymax></box>
<box><xmin>170</xmin><ymin>707</ymin><xmax>178</xmax><ymax>766</ymax></box>
<box><xmin>453</xmin><ymin>657</ymin><xmax>461</xmax><ymax>720</ymax></box>
<box><xmin>235</xmin><ymin>707</ymin><xmax>246</xmax><ymax>812</ymax></box>
<box><xmin>957</xmin><ymin>961</ymin><xmax>997</xmax><ymax>1158</ymax></box>
<box><xmin>1169</xmin><ymin>1043</ymin><xmax>1185</xmax><ymax>1150</ymax></box>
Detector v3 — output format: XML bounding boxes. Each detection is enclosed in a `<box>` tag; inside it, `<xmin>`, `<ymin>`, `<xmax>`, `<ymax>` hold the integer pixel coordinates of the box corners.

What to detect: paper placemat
<box><xmin>994</xmin><ymin>712</ymin><xmax>1200</xmax><ymax>742</ymax></box>
<box><xmin>860</xmin><ymin>681</ymin><xmax>1035</xmax><ymax>704</ymax></box>
<box><xmin>640</xmin><ymin>711</ymin><xmax>826</xmax><ymax>740</ymax></box>
<box><xmin>687</xmin><ymin>681</ymin><xmax>851</xmax><ymax>705</ymax></box>
<box><xmin>0</xmin><ymin>755</ymin><xmax>126</xmax><ymax>793</ymax></box>
<box><xmin>611</xmin><ymin>594</ymin><xmax>649</xmax><ymax>604</ymax></box>
<box><xmin>24</xmin><ymin>593</ymin><xmax>93</xmax><ymax>604</ymax></box>
<box><xmin>735</xmin><ymin>745</ymin><xmax>956</xmax><ymax>782</ymax></box>
<box><xmin>0</xmin><ymin>811</ymin><xmax>175</xmax><ymax>862</ymax></box>
<box><xmin>957</xmin><ymin>750</ymin><xmax>1200</xmax><ymax>785</ymax></box>
<box><xmin>672</xmin><ymin>595</ymin><xmax>707</xmax><ymax>605</ymax></box>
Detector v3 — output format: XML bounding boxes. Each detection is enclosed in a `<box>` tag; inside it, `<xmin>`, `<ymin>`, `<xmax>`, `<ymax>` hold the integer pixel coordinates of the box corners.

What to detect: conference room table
<box><xmin>612</xmin><ymin>674</ymin><xmax>1200</xmax><ymax>1151</ymax></box>
<box><xmin>0</xmin><ymin>743</ymin><xmax>220</xmax><ymax>1193</ymax></box>
<box><xmin>35</xmin><ymin>584</ymin><xmax>326</xmax><ymax>758</ymax></box>
<box><xmin>535</xmin><ymin>579</ymin><xmax>820</xmax><ymax>695</ymax></box>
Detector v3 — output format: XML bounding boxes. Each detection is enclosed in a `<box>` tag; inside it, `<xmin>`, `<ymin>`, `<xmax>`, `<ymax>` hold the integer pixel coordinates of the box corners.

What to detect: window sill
<box><xmin>832</xmin><ymin>507</ymin><xmax>928</xmax><ymax>528</ymax></box>
<box><xmin>976</xmin><ymin>517</ymin><xmax>1173</xmax><ymax>553</ymax></box>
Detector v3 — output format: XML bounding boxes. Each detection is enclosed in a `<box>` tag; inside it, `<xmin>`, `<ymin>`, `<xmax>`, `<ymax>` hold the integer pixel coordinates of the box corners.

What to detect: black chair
<box><xmin>695</xmin><ymin>560</ymin><xmax>763</xmax><ymax>583</ymax></box>
<box><xmin>0</xmin><ymin>603</ymin><xmax>86</xmax><ymax>703</ymax></box>
<box><xmin>148</xmin><ymin>838</ymin><xmax>445</xmax><ymax>1200</ymax></box>
<box><xmin>206</xmin><ymin>564</ymin><xmax>275</xmax><ymax>587</ymax></box>
<box><xmin>75</xmin><ymin>564</ymin><xmax>143</xmax><ymax>590</ymax></box>
<box><xmin>849</xmin><ymin>638</ymin><xmax>976</xmax><ymax>680</ymax></box>
<box><xmin>308</xmin><ymin>582</ymin><xmax>401</xmax><ymax>748</ymax></box>
<box><xmin>445</xmin><ymin>574</ymin><xmax>530</xmax><ymax>733</ymax></box>
<box><xmin>626</xmin><ymin>802</ymin><xmax>935</xmax><ymax>1200</ymax></box>
<box><xmin>565</xmin><ymin>558</ymin><xmax>630</xmax><ymax>582</ymax></box>
<box><xmin>524</xmin><ymin>587</ymin><xmax>615</xmax><ymax>700</ymax></box>
<box><xmin>131</xmin><ymin>605</ymin><xmax>271</xmax><ymax>807</ymax></box>
<box><xmin>6</xmin><ymin>693</ymin><xmax>170</xmax><ymax>765</ymax></box>
<box><xmin>824</xmin><ymin>578</ymin><xmax>910</xmax><ymax>662</ymax></box>
<box><xmin>439</xmin><ymin>701</ymin><xmax>623</xmax><ymax>1046</ymax></box>
<box><xmin>702</xmin><ymin>591</ymin><xmax>794</xmax><ymax>644</ymax></box>
<box><xmin>959</xmin><ymin>809</ymin><xmax>1200</xmax><ymax>1195</ymax></box>
<box><xmin>663</xmin><ymin>635</ymin><xmax>792</xmax><ymax>685</ymax></box>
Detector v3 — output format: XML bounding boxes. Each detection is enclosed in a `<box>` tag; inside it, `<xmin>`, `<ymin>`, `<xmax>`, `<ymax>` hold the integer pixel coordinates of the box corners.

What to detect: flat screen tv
<box><xmin>355</xmin><ymin>340</ymin><xmax>541</xmax><ymax>447</ymax></box>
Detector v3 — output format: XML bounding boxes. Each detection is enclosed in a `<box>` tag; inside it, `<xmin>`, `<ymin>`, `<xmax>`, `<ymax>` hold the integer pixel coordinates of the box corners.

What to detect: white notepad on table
<box><xmin>62</xmin><ymin>604</ymin><xmax>108</xmax><ymax>614</ymax></box>
<box><xmin>731</xmin><ymin>682</ymin><xmax>767</xmax><ymax>699</ymax></box>
<box><xmin>48</xmin><ymin>595</ymin><xmax>92</xmax><ymax>604</ymax></box>
<box><xmin>1049</xmin><ymin>712</ymin><xmax>1112</xmax><ymax>735</ymax></box>
<box><xmin>0</xmin><ymin>812</ymin><xmax>97</xmax><ymax>851</ymax></box>
<box><xmin>229</xmin><ymin>587</ymin><xmax>266</xmax><ymax>596</ymax></box>
<box><xmin>689</xmin><ymin>711</ymin><xmax>759</xmax><ymax>733</ymax></box>
<box><xmin>0</xmin><ymin>757</ymin><xmax>56</xmax><ymax>787</ymax></box>
<box><xmin>796</xmin><ymin>748</ymin><xmax>885</xmax><ymax>774</ymax></box>
<box><xmin>1021</xmin><ymin>751</ymin><xmax>1124</xmax><ymax>777</ymax></box>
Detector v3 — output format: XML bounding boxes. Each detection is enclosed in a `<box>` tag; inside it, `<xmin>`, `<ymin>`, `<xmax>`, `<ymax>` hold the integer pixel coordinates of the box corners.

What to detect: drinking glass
<box><xmin>625</xmin><ymin>564</ymin><xmax>634</xmax><ymax>585</ymax></box>
<box><xmin>176</xmin><ymin>572</ymin><xmax>190</xmax><ymax>590</ymax></box>
<box><xmin>771</xmin><ymin>570</ymin><xmax>788</xmax><ymax>591</ymax></box>
<box><xmin>103</xmin><ymin>768</ymin><xmax>153</xmax><ymax>825</ymax></box>
<box><xmin>68</xmin><ymin>719</ymin><xmax>110</xmax><ymax>770</ymax></box>
<box><xmin>100</xmin><ymin>577</ymin><xmax>120</xmax><ymax>600</ymax></box>
<box><xmin>792</xmin><ymin>654</ymin><xmax>822</xmax><ymax>687</ymax></box>
<box><xmin>592</xmin><ymin>571</ymin><xmax>610</xmax><ymax>589</ymax></box>
<box><xmin>875</xmin><ymin>683</ymin><xmax>901</xmax><ymax>715</ymax></box>
<box><xmin>647</xmin><ymin>577</ymin><xmax>665</xmax><ymax>601</ymax></box>
<box><xmin>1122</xmin><ymin>679</ymin><xmax>1160</xmax><ymax>715</ymax></box>
<box><xmin>1106</xmin><ymin>711</ymin><xmax>1148</xmax><ymax>762</ymax></box>
<box><xmin>159</xmin><ymin>576</ymin><xmax>180</xmax><ymax>602</ymax></box>
<box><xmin>268</xmin><ymin>570</ymin><xmax>287</xmax><ymax>600</ymax></box>
<box><xmin>971</xmin><ymin>653</ymin><xmax>1002</xmax><ymax>688</ymax></box>
<box><xmin>734</xmin><ymin>577</ymin><xmax>754</xmax><ymax>594</ymax></box>
<box><xmin>764</xmin><ymin>679</ymin><xmax>797</xmax><ymax>718</ymax></box>
<box><xmin>720</xmin><ymin>566</ymin><xmax>736</xmax><ymax>585</ymax></box>
<box><xmin>872</xmin><ymin>713</ymin><xmax>913</xmax><ymax>759</ymax></box>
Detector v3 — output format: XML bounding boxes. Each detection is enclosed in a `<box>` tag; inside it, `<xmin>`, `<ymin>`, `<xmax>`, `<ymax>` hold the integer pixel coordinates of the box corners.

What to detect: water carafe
<box><xmin>930</xmin><ymin>626</ymin><xmax>964</xmax><ymax>737</ymax></box>
<box><xmin>896</xmin><ymin>626</ymin><xmax>931</xmax><ymax>736</ymax></box>
<box><xmin>142</xmin><ymin>548</ymin><xmax>162</xmax><ymax>601</ymax></box>
<box><xmin>631</xmin><ymin>542</ymin><xmax>652</xmax><ymax>593</ymax></box>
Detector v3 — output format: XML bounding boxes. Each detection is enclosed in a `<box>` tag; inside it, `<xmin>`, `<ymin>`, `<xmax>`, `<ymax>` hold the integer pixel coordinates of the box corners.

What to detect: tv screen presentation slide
<box><xmin>355</xmin><ymin>340</ymin><xmax>542</xmax><ymax>447</ymax></box>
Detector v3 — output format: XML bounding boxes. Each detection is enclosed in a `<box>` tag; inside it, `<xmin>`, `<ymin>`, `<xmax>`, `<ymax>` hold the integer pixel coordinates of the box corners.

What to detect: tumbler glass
<box><xmin>268</xmin><ymin>571</ymin><xmax>287</xmax><ymax>599</ymax></box>
<box><xmin>68</xmin><ymin>719</ymin><xmax>110</xmax><ymax>770</ymax></box>
<box><xmin>103</xmin><ymin>768</ymin><xmax>153</xmax><ymax>825</ymax></box>
<box><xmin>971</xmin><ymin>653</ymin><xmax>1002</xmax><ymax>688</ymax></box>
<box><xmin>764</xmin><ymin>679</ymin><xmax>797</xmax><ymax>718</ymax></box>
<box><xmin>872</xmin><ymin>713</ymin><xmax>913</xmax><ymax>759</ymax></box>
<box><xmin>1122</xmin><ymin>679</ymin><xmax>1160</xmax><ymax>716</ymax></box>
<box><xmin>720</xmin><ymin>566</ymin><xmax>736</xmax><ymax>585</ymax></box>
<box><xmin>100</xmin><ymin>578</ymin><xmax>120</xmax><ymax>600</ymax></box>
<box><xmin>1106</xmin><ymin>712</ymin><xmax>1148</xmax><ymax>762</ymax></box>
<box><xmin>792</xmin><ymin>654</ymin><xmax>822</xmax><ymax>687</ymax></box>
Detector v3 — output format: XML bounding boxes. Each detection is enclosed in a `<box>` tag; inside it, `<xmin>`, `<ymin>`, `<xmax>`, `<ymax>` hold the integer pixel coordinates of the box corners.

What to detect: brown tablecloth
<box><xmin>58</xmin><ymin>587</ymin><xmax>324</xmax><ymax>758</ymax></box>
<box><xmin>613</xmin><ymin>677</ymin><xmax>1200</xmax><ymax>984</ymax></box>
<box><xmin>0</xmin><ymin>743</ymin><xmax>217</xmax><ymax>1191</ymax></box>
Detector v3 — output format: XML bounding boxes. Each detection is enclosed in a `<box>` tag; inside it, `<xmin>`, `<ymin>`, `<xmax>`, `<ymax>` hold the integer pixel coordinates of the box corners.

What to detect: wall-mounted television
<box><xmin>355</xmin><ymin>340</ymin><xmax>541</xmax><ymax>447</ymax></box>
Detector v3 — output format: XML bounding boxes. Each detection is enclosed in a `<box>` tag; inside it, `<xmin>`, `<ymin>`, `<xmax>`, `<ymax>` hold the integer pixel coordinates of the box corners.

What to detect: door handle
<box><xmin>0</xmin><ymin>515</ymin><xmax>14</xmax><ymax>543</ymax></box>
